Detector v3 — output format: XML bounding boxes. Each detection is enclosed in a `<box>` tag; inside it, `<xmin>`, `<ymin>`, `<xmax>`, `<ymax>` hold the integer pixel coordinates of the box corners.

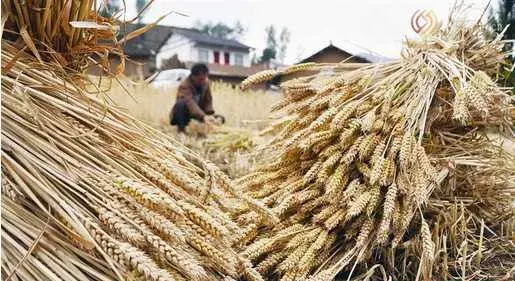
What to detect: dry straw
<box><xmin>1</xmin><ymin>1</ymin><xmax>271</xmax><ymax>281</ymax></box>
<box><xmin>238</xmin><ymin>4</ymin><xmax>514</xmax><ymax>281</ymax></box>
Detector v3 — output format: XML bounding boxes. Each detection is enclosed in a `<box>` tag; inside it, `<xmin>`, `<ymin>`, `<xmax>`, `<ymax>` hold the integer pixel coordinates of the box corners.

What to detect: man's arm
<box><xmin>177</xmin><ymin>84</ymin><xmax>206</xmax><ymax>120</ymax></box>
<box><xmin>203</xmin><ymin>84</ymin><xmax>215</xmax><ymax>115</ymax></box>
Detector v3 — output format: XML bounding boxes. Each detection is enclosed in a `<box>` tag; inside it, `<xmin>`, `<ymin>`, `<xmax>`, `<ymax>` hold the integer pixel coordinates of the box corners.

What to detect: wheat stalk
<box><xmin>238</xmin><ymin>6</ymin><xmax>514</xmax><ymax>280</ymax></box>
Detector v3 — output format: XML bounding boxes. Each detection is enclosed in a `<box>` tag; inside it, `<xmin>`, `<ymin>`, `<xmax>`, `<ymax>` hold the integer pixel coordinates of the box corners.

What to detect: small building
<box><xmin>90</xmin><ymin>24</ymin><xmax>267</xmax><ymax>85</ymax></box>
<box><xmin>115</xmin><ymin>24</ymin><xmax>174</xmax><ymax>80</ymax></box>
<box><xmin>299</xmin><ymin>43</ymin><xmax>370</xmax><ymax>64</ymax></box>
<box><xmin>156</xmin><ymin>27</ymin><xmax>252</xmax><ymax>69</ymax></box>
<box><xmin>280</xmin><ymin>43</ymin><xmax>373</xmax><ymax>83</ymax></box>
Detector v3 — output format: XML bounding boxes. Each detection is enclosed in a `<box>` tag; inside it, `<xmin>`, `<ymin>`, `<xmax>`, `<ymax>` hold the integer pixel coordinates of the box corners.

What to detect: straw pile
<box><xmin>203</xmin><ymin>127</ymin><xmax>255</xmax><ymax>152</ymax></box>
<box><xmin>238</xmin><ymin>8</ymin><xmax>515</xmax><ymax>281</ymax></box>
<box><xmin>1</xmin><ymin>2</ymin><xmax>270</xmax><ymax>281</ymax></box>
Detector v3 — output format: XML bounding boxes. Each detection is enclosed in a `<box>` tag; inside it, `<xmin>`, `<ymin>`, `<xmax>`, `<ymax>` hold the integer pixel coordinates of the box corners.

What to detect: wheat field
<box><xmin>103</xmin><ymin>79</ymin><xmax>281</xmax><ymax>177</ymax></box>
<box><xmin>105</xmin><ymin>80</ymin><xmax>280</xmax><ymax>129</ymax></box>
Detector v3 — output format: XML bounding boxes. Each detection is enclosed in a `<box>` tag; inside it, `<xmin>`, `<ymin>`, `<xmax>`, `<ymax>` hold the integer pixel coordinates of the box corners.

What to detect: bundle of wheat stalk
<box><xmin>204</xmin><ymin>127</ymin><xmax>255</xmax><ymax>152</ymax></box>
<box><xmin>203</xmin><ymin>126</ymin><xmax>259</xmax><ymax>178</ymax></box>
<box><xmin>169</xmin><ymin>123</ymin><xmax>261</xmax><ymax>178</ymax></box>
<box><xmin>238</xmin><ymin>7</ymin><xmax>515</xmax><ymax>281</ymax></box>
<box><xmin>1</xmin><ymin>2</ymin><xmax>271</xmax><ymax>281</ymax></box>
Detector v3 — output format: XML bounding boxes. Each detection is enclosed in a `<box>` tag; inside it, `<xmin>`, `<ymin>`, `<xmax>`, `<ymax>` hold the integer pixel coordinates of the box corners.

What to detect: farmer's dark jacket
<box><xmin>173</xmin><ymin>76</ymin><xmax>214</xmax><ymax>120</ymax></box>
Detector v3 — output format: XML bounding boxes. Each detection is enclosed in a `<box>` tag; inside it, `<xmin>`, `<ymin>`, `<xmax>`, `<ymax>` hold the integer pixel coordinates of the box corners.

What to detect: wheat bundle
<box><xmin>204</xmin><ymin>127</ymin><xmax>255</xmax><ymax>152</ymax></box>
<box><xmin>238</xmin><ymin>8</ymin><xmax>515</xmax><ymax>281</ymax></box>
<box><xmin>1</xmin><ymin>2</ymin><xmax>270</xmax><ymax>281</ymax></box>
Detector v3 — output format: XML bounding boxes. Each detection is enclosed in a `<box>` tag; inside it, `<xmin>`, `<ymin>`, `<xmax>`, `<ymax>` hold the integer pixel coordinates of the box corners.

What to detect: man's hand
<box><xmin>203</xmin><ymin>115</ymin><xmax>217</xmax><ymax>126</ymax></box>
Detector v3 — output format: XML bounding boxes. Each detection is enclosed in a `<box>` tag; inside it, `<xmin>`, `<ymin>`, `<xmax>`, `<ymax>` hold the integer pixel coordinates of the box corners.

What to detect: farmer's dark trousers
<box><xmin>170</xmin><ymin>100</ymin><xmax>201</xmax><ymax>132</ymax></box>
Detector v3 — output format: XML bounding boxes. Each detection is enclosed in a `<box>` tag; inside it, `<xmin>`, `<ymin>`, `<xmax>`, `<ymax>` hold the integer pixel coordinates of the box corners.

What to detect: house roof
<box><xmin>184</xmin><ymin>61</ymin><xmax>269</xmax><ymax>78</ymax></box>
<box><xmin>119</xmin><ymin>24</ymin><xmax>174</xmax><ymax>57</ymax></box>
<box><xmin>119</xmin><ymin>24</ymin><xmax>251</xmax><ymax>57</ymax></box>
<box><xmin>299</xmin><ymin>44</ymin><xmax>370</xmax><ymax>64</ymax></box>
<box><xmin>171</xmin><ymin>27</ymin><xmax>251</xmax><ymax>51</ymax></box>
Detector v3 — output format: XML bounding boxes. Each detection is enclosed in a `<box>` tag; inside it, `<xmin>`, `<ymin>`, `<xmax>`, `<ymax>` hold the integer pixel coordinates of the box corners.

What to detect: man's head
<box><xmin>190</xmin><ymin>63</ymin><xmax>209</xmax><ymax>87</ymax></box>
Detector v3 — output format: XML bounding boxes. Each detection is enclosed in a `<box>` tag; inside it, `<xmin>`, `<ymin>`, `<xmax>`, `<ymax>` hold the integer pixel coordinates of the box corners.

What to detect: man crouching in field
<box><xmin>170</xmin><ymin>63</ymin><xmax>218</xmax><ymax>133</ymax></box>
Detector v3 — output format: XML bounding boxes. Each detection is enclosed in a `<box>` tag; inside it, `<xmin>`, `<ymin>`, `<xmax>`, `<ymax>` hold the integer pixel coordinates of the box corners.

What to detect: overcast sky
<box><xmin>120</xmin><ymin>0</ymin><xmax>492</xmax><ymax>63</ymax></box>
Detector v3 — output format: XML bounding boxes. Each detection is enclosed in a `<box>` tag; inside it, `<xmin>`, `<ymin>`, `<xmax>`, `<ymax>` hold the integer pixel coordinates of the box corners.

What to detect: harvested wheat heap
<box><xmin>1</xmin><ymin>2</ymin><xmax>268</xmax><ymax>281</ymax></box>
<box><xmin>239</xmin><ymin>11</ymin><xmax>515</xmax><ymax>281</ymax></box>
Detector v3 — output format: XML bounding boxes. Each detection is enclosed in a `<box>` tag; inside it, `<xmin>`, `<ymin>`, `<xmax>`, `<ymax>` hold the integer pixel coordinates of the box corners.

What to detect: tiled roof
<box><xmin>172</xmin><ymin>27</ymin><xmax>251</xmax><ymax>51</ymax></box>
<box><xmin>119</xmin><ymin>24</ymin><xmax>251</xmax><ymax>57</ymax></box>
<box><xmin>299</xmin><ymin>44</ymin><xmax>370</xmax><ymax>63</ymax></box>
<box><xmin>119</xmin><ymin>23</ymin><xmax>173</xmax><ymax>57</ymax></box>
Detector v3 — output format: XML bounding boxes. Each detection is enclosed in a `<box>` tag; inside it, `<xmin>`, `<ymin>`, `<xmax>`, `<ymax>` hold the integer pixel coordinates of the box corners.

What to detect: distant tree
<box><xmin>194</xmin><ymin>20</ymin><xmax>246</xmax><ymax>40</ymax></box>
<box><xmin>260</xmin><ymin>48</ymin><xmax>276</xmax><ymax>63</ymax></box>
<box><xmin>265</xmin><ymin>25</ymin><xmax>277</xmax><ymax>50</ymax></box>
<box><xmin>135</xmin><ymin>0</ymin><xmax>149</xmax><ymax>23</ymax></box>
<box><xmin>98</xmin><ymin>0</ymin><xmax>120</xmax><ymax>18</ymax></box>
<box><xmin>259</xmin><ymin>25</ymin><xmax>277</xmax><ymax>63</ymax></box>
<box><xmin>209</xmin><ymin>22</ymin><xmax>234</xmax><ymax>38</ymax></box>
<box><xmin>259</xmin><ymin>25</ymin><xmax>291</xmax><ymax>64</ymax></box>
<box><xmin>233</xmin><ymin>21</ymin><xmax>245</xmax><ymax>39</ymax></box>
<box><xmin>277</xmin><ymin>27</ymin><xmax>291</xmax><ymax>63</ymax></box>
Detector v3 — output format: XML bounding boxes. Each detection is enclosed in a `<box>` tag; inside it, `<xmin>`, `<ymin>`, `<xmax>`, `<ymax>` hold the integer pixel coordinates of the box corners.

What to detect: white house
<box><xmin>118</xmin><ymin>24</ymin><xmax>268</xmax><ymax>86</ymax></box>
<box><xmin>156</xmin><ymin>27</ymin><xmax>252</xmax><ymax>69</ymax></box>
